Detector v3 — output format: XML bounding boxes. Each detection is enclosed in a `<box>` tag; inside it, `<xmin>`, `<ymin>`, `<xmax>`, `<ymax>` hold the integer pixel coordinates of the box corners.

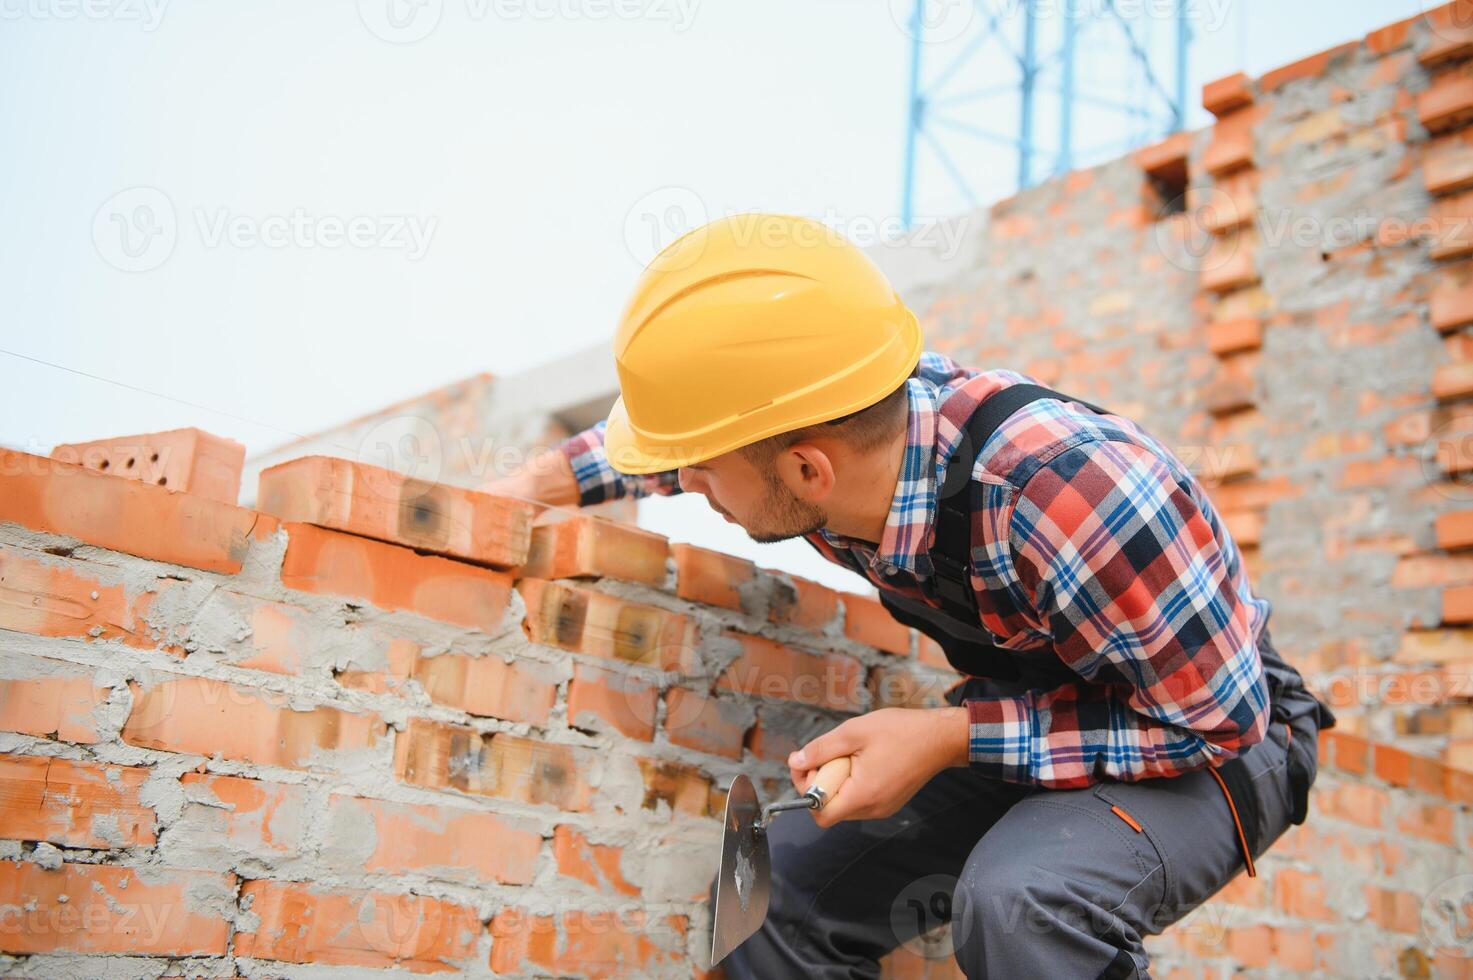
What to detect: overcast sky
<box><xmin>0</xmin><ymin>0</ymin><xmax>1428</xmax><ymax>593</ymax></box>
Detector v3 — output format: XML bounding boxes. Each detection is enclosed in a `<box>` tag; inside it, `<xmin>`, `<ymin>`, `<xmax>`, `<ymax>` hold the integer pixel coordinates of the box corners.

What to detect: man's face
<box><xmin>677</xmin><ymin>450</ymin><xmax>828</xmax><ymax>544</ymax></box>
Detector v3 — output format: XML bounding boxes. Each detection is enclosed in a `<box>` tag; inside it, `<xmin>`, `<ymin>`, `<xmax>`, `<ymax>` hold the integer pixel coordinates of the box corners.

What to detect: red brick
<box><xmin>1436</xmin><ymin>360</ymin><xmax>1473</xmax><ymax>402</ymax></box>
<box><xmin>0</xmin><ymin>674</ymin><xmax>110</xmax><ymax>743</ymax></box>
<box><xmin>178</xmin><ymin>772</ymin><xmax>309</xmax><ymax>855</ymax></box>
<box><xmin>1202</xmin><ymin>108</ymin><xmax>1261</xmax><ymax>177</ymax></box>
<box><xmin>518</xmin><ymin>512</ymin><xmax>668</xmax><ymax>585</ymax></box>
<box><xmin>1396</xmin><ymin>800</ymin><xmax>1457</xmax><ymax>843</ymax></box>
<box><xmin>1200</xmin><ymin>231</ymin><xmax>1257</xmax><ymax>294</ymax></box>
<box><xmin>52</xmin><ymin>427</ymin><xmax>245</xmax><ymax>505</ymax></box>
<box><xmin>1363</xmin><ymin>885</ymin><xmax>1421</xmax><ymax>934</ymax></box>
<box><xmin>745</xmin><ymin>718</ymin><xmax>801</xmax><ymax>762</ymax></box>
<box><xmin>663</xmin><ymin>688</ymin><xmax>751</xmax><ymax>759</ymax></box>
<box><xmin>259</xmin><ymin>455</ymin><xmax>534</xmax><ymax>568</ymax></box>
<box><xmin>517</xmin><ymin>578</ymin><xmax>696</xmax><ymax>671</ymax></box>
<box><xmin>413</xmin><ymin>651</ymin><xmax>559</xmax><ymax>726</ymax></box>
<box><xmin>1222</xmin><ymin>508</ymin><xmax>1263</xmax><ymax>548</ymax></box>
<box><xmin>1205</xmin><ymin>317</ymin><xmax>1262</xmax><ymax>356</ymax></box>
<box><xmin>489</xmin><ymin>908</ymin><xmax>680</xmax><ymax>977</ymax></box>
<box><xmin>1395</xmin><ymin>628</ymin><xmax>1473</xmax><ymax>664</ymax></box>
<box><xmin>1421</xmin><ymin>69</ymin><xmax>1473</xmax><ymax>134</ymax></box>
<box><xmin>868</xmin><ymin>667</ymin><xmax>951</xmax><ymax>710</ymax></box>
<box><xmin>1429</xmin><ymin>189</ymin><xmax>1473</xmax><ymax>260</ymax></box>
<box><xmin>1427</xmin><ymin>131</ymin><xmax>1473</xmax><ymax>196</ymax></box>
<box><xmin>717</xmin><ymin>632</ymin><xmax>864</xmax><ymax>712</ymax></box>
<box><xmin>121</xmin><ymin>676</ymin><xmax>383</xmax><ymax>770</ymax></box>
<box><xmin>1201</xmin><ymin>72</ymin><xmax>1252</xmax><ymax>117</ymax></box>
<box><xmin>235</xmin><ymin>879</ymin><xmax>480</xmax><ymax>971</ymax></box>
<box><xmin>1445</xmin><ymin>584</ymin><xmax>1473</xmax><ymax>623</ymax></box>
<box><xmin>843</xmin><ymin>594</ymin><xmax>912</xmax><ymax>656</ymax></box>
<box><xmin>330</xmin><ymin>794</ymin><xmax>542</xmax><ymax>885</ymax></box>
<box><xmin>552</xmin><ymin>825</ymin><xmax>639</xmax><ymax>896</ymax></box>
<box><xmin>1325</xmin><ymin>731</ymin><xmax>1371</xmax><ymax>775</ymax></box>
<box><xmin>1273</xmin><ymin>868</ymin><xmax>1334</xmax><ymax>921</ymax></box>
<box><xmin>567</xmin><ymin>663</ymin><xmax>658</xmax><ymax>741</ymax></box>
<box><xmin>1431</xmin><ymin>261</ymin><xmax>1473</xmax><ymax>331</ymax></box>
<box><xmin>672</xmin><ymin>543</ymin><xmax>755</xmax><ymax>612</ymax></box>
<box><xmin>393</xmin><ymin>717</ymin><xmax>593</xmax><ymax>811</ymax></box>
<box><xmin>1392</xmin><ymin>552</ymin><xmax>1473</xmax><ymax>588</ymax></box>
<box><xmin>768</xmin><ymin>573</ymin><xmax>841</xmax><ymax>631</ymax></box>
<box><xmin>1366</xmin><ymin>14</ymin><xmax>1415</xmax><ymax>55</ymax></box>
<box><xmin>1195</xmin><ymin>170</ymin><xmax>1258</xmax><ymax>235</ymax></box>
<box><xmin>1421</xmin><ymin>5</ymin><xmax>1473</xmax><ymax>67</ymax></box>
<box><xmin>0</xmin><ymin>861</ymin><xmax>233</xmax><ymax>955</ymax></box>
<box><xmin>1259</xmin><ymin>41</ymin><xmax>1356</xmax><ymax>94</ymax></box>
<box><xmin>635</xmin><ymin>757</ymin><xmax>712</xmax><ymax>818</ymax></box>
<box><xmin>0</xmin><ymin>449</ymin><xmax>276</xmax><ymax>575</ymax></box>
<box><xmin>0</xmin><ymin>754</ymin><xmax>155</xmax><ymax>847</ymax></box>
<box><xmin>281</xmin><ymin>522</ymin><xmax>512</xmax><ymax>631</ymax></box>
<box><xmin>0</xmin><ymin>545</ymin><xmax>168</xmax><ymax>652</ymax></box>
<box><xmin>1135</xmin><ymin>130</ymin><xmax>1192</xmax><ymax>181</ymax></box>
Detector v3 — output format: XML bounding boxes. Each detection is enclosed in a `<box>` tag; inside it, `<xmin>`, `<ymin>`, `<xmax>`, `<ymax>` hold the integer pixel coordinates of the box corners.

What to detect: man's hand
<box><xmin>482</xmin><ymin>448</ymin><xmax>580</xmax><ymax>507</ymax></box>
<box><xmin>787</xmin><ymin>706</ymin><xmax>969</xmax><ymax>828</ymax></box>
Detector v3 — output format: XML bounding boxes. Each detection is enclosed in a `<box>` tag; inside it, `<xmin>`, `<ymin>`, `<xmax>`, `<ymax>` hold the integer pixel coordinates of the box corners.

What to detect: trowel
<box><xmin>709</xmin><ymin>757</ymin><xmax>851</xmax><ymax>966</ymax></box>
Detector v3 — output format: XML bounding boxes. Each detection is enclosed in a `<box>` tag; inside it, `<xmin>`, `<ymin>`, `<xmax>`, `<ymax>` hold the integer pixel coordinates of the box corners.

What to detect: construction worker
<box><xmin>490</xmin><ymin>213</ymin><xmax>1335</xmax><ymax>978</ymax></box>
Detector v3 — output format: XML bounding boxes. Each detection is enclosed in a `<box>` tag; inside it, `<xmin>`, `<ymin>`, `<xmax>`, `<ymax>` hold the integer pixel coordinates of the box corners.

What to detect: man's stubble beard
<box><xmin>746</xmin><ymin>473</ymin><xmax>828</xmax><ymax>544</ymax></box>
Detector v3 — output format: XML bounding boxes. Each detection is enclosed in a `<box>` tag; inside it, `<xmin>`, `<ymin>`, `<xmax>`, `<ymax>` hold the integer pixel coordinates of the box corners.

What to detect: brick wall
<box><xmin>0</xmin><ymin>446</ymin><xmax>961</xmax><ymax>977</ymax></box>
<box><xmin>3</xmin><ymin>434</ymin><xmax>1472</xmax><ymax>977</ymax></box>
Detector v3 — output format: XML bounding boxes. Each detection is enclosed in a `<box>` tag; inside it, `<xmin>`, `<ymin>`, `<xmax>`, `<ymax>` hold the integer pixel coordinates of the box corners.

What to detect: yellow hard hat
<box><xmin>603</xmin><ymin>213</ymin><xmax>923</xmax><ymax>475</ymax></box>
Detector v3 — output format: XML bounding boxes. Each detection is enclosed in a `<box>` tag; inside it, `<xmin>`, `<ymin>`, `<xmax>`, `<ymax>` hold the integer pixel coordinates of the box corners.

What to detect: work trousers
<box><xmin>717</xmin><ymin>686</ymin><xmax>1324</xmax><ymax>979</ymax></box>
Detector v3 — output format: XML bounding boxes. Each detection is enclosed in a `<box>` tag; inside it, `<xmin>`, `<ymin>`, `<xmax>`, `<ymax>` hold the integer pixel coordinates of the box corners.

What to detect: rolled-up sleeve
<box><xmin>558</xmin><ymin>419</ymin><xmax>683</xmax><ymax>507</ymax></box>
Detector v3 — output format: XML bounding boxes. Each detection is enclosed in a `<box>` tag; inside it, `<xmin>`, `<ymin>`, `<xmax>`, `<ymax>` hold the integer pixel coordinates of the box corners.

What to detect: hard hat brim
<box><xmin>602</xmin><ymin>317</ymin><xmax>922</xmax><ymax>477</ymax></box>
<box><xmin>603</xmin><ymin>395</ymin><xmax>712</xmax><ymax>475</ymax></box>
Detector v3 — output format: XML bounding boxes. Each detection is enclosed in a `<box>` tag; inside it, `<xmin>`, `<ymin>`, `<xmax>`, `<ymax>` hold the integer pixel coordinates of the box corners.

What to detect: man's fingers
<box><xmin>788</xmin><ymin>721</ymin><xmax>858</xmax><ymax>772</ymax></box>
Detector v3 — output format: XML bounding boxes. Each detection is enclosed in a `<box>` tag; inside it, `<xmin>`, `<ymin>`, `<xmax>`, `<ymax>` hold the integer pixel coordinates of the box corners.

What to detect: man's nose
<box><xmin>677</xmin><ymin>467</ymin><xmax>701</xmax><ymax>494</ymax></box>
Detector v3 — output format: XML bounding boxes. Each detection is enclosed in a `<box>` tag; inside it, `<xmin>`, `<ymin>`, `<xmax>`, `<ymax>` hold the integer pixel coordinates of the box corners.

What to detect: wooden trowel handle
<box><xmin>806</xmin><ymin>756</ymin><xmax>851</xmax><ymax>810</ymax></box>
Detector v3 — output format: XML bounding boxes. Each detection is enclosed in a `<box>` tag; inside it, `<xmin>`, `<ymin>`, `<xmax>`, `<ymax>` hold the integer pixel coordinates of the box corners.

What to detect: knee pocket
<box><xmin>957</xmin><ymin>798</ymin><xmax>1168</xmax><ymax>941</ymax></box>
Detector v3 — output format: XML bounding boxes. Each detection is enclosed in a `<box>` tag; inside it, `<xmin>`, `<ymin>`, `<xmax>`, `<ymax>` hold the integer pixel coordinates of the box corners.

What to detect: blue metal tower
<box><xmin>900</xmin><ymin>0</ymin><xmax>1192</xmax><ymax>227</ymax></box>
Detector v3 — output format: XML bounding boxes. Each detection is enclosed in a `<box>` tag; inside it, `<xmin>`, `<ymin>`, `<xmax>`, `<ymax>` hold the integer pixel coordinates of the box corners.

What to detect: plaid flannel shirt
<box><xmin>558</xmin><ymin>351</ymin><xmax>1271</xmax><ymax>788</ymax></box>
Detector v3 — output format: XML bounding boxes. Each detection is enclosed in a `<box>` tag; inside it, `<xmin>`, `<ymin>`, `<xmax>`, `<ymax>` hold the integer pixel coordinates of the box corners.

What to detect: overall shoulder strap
<box><xmin>929</xmin><ymin>383</ymin><xmax>1109</xmax><ymax>622</ymax></box>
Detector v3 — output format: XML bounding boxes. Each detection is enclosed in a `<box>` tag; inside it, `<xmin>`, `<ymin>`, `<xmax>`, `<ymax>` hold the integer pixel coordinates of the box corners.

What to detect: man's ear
<box><xmin>774</xmin><ymin>441</ymin><xmax>837</xmax><ymax>502</ymax></box>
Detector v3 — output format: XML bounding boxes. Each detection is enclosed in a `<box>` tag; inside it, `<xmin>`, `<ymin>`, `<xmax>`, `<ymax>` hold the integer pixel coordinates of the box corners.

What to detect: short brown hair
<box><xmin>736</xmin><ymin>382</ymin><xmax>908</xmax><ymax>467</ymax></box>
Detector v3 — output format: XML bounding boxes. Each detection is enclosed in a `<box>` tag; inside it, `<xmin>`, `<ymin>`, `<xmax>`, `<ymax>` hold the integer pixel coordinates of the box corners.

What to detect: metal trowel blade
<box><xmin>709</xmin><ymin>773</ymin><xmax>772</xmax><ymax>966</ymax></box>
